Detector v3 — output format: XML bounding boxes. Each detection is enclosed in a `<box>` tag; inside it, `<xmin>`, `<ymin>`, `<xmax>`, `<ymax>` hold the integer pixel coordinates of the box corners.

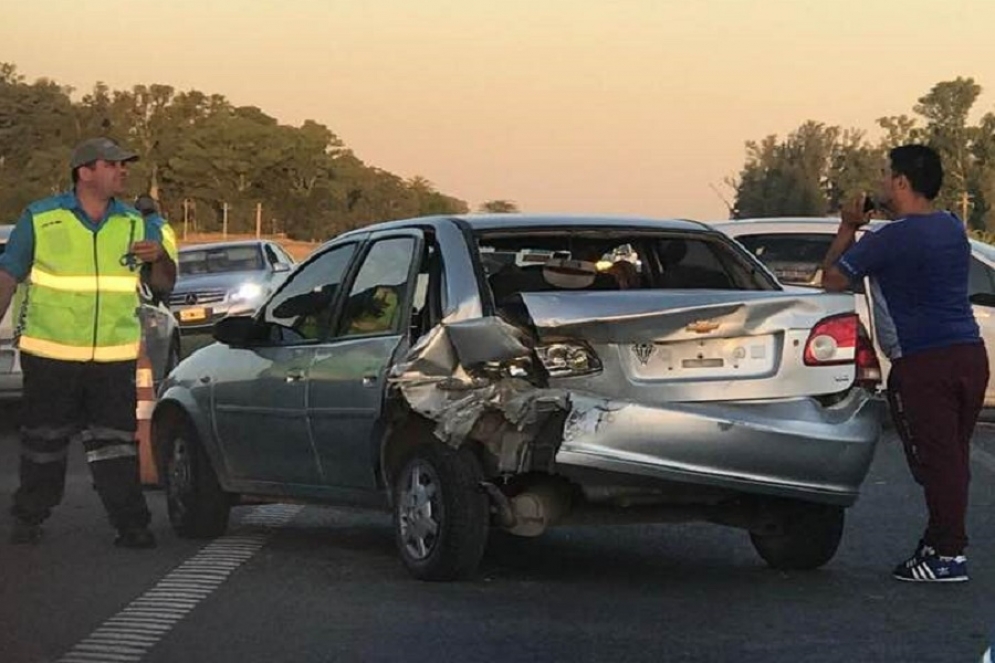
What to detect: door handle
<box><xmin>362</xmin><ymin>375</ymin><xmax>378</xmax><ymax>388</ymax></box>
<box><xmin>286</xmin><ymin>370</ymin><xmax>307</xmax><ymax>383</ymax></box>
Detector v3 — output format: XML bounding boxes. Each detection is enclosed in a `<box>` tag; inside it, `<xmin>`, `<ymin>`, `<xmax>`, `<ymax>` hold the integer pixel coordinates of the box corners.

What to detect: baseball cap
<box><xmin>70</xmin><ymin>137</ymin><xmax>139</xmax><ymax>169</ymax></box>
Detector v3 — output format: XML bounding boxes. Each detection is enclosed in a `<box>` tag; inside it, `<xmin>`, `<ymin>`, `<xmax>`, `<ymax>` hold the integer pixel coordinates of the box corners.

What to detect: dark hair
<box><xmin>889</xmin><ymin>144</ymin><xmax>944</xmax><ymax>200</ymax></box>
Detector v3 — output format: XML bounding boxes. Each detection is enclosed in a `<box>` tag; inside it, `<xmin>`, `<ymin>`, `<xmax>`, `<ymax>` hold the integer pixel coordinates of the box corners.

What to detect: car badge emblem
<box><xmin>633</xmin><ymin>343</ymin><xmax>654</xmax><ymax>365</ymax></box>
<box><xmin>184</xmin><ymin>293</ymin><xmax>198</xmax><ymax>305</ymax></box>
<box><xmin>686</xmin><ymin>320</ymin><xmax>720</xmax><ymax>334</ymax></box>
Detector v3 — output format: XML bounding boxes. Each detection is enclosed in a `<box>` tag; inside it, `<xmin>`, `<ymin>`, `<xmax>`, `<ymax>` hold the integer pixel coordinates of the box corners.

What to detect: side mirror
<box><xmin>970</xmin><ymin>292</ymin><xmax>995</xmax><ymax>308</ymax></box>
<box><xmin>274</xmin><ymin>263</ymin><xmax>291</xmax><ymax>273</ymax></box>
<box><xmin>213</xmin><ymin>315</ymin><xmax>258</xmax><ymax>346</ymax></box>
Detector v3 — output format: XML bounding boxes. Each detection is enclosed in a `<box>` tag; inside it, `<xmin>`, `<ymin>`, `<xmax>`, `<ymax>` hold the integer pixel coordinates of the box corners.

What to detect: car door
<box><xmin>211</xmin><ymin>242</ymin><xmax>358</xmax><ymax>485</ymax></box>
<box><xmin>307</xmin><ymin>231</ymin><xmax>424</xmax><ymax>489</ymax></box>
<box><xmin>968</xmin><ymin>254</ymin><xmax>995</xmax><ymax>407</ymax></box>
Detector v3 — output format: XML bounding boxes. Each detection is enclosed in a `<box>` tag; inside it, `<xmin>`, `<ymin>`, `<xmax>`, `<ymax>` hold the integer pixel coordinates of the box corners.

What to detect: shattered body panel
<box><xmin>391</xmin><ymin>304</ymin><xmax>883</xmax><ymax>506</ymax></box>
<box><xmin>558</xmin><ymin>391</ymin><xmax>883</xmax><ymax>506</ymax></box>
<box><xmin>389</xmin><ymin>217</ymin><xmax>885</xmax><ymax>509</ymax></box>
<box><xmin>390</xmin><ymin>317</ymin><xmax>570</xmax><ymax>474</ymax></box>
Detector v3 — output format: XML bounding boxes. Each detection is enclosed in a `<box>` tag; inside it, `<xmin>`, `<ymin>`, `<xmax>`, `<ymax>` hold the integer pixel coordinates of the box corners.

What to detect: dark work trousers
<box><xmin>886</xmin><ymin>342</ymin><xmax>989</xmax><ymax>556</ymax></box>
<box><xmin>11</xmin><ymin>353</ymin><xmax>150</xmax><ymax>531</ymax></box>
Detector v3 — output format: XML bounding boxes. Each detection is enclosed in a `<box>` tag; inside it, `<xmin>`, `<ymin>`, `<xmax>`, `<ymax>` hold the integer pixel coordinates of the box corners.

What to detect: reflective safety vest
<box><xmin>161</xmin><ymin>222</ymin><xmax>178</xmax><ymax>263</ymax></box>
<box><xmin>18</xmin><ymin>207</ymin><xmax>144</xmax><ymax>362</ymax></box>
<box><xmin>149</xmin><ymin>213</ymin><xmax>177</xmax><ymax>263</ymax></box>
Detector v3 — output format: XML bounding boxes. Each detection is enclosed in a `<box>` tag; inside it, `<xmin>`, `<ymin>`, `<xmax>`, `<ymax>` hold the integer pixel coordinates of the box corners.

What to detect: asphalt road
<box><xmin>2</xmin><ymin>401</ymin><xmax>995</xmax><ymax>663</ymax></box>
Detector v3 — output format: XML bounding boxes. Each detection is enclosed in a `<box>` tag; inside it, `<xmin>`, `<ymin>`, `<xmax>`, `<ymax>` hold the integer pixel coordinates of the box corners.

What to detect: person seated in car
<box><xmin>346</xmin><ymin>285</ymin><xmax>400</xmax><ymax>335</ymax></box>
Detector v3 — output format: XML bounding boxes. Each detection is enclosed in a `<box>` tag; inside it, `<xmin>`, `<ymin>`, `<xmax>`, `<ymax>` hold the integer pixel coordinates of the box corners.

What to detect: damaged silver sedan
<box><xmin>152</xmin><ymin>215</ymin><xmax>886</xmax><ymax>580</ymax></box>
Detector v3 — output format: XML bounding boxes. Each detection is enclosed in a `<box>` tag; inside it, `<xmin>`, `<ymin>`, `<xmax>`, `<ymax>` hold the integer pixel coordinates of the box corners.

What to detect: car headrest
<box><xmin>542</xmin><ymin>257</ymin><xmax>597</xmax><ymax>289</ymax></box>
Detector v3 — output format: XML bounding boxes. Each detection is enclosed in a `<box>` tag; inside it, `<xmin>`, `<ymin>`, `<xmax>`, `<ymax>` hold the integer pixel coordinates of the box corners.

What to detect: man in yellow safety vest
<box><xmin>0</xmin><ymin>138</ymin><xmax>176</xmax><ymax>548</ymax></box>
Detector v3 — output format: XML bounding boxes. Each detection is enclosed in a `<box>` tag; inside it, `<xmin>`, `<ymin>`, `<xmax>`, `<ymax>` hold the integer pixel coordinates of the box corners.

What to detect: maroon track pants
<box><xmin>886</xmin><ymin>342</ymin><xmax>989</xmax><ymax>556</ymax></box>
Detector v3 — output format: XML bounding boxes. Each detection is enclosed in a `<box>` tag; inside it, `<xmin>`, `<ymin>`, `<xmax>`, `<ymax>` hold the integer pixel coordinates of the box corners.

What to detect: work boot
<box><xmin>114</xmin><ymin>527</ymin><xmax>156</xmax><ymax>549</ymax></box>
<box><xmin>9</xmin><ymin>520</ymin><xmax>43</xmax><ymax>545</ymax></box>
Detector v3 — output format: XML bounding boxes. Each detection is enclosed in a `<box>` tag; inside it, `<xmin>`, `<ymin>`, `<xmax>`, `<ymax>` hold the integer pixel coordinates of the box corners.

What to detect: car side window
<box><xmin>263</xmin><ymin>244</ymin><xmax>356</xmax><ymax>344</ymax></box>
<box><xmin>337</xmin><ymin>237</ymin><xmax>417</xmax><ymax>338</ymax></box>
<box><xmin>969</xmin><ymin>258</ymin><xmax>995</xmax><ymax>297</ymax></box>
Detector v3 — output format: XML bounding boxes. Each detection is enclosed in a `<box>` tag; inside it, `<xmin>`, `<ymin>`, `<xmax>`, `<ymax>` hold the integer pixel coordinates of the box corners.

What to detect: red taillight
<box><xmin>804</xmin><ymin>313</ymin><xmax>858</xmax><ymax>366</ymax></box>
<box><xmin>855</xmin><ymin>328</ymin><xmax>882</xmax><ymax>387</ymax></box>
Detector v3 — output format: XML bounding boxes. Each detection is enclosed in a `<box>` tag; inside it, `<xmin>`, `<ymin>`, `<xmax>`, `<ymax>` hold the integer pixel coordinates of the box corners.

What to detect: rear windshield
<box><xmin>732</xmin><ymin>233</ymin><xmax>833</xmax><ymax>286</ymax></box>
<box><xmin>179</xmin><ymin>245</ymin><xmax>264</xmax><ymax>275</ymax></box>
<box><xmin>476</xmin><ymin>230</ymin><xmax>776</xmax><ymax>303</ymax></box>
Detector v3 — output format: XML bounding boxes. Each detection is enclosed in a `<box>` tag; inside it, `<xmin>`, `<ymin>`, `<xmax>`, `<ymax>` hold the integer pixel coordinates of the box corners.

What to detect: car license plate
<box><xmin>628</xmin><ymin>335</ymin><xmax>777</xmax><ymax>380</ymax></box>
<box><xmin>179</xmin><ymin>307</ymin><xmax>208</xmax><ymax>322</ymax></box>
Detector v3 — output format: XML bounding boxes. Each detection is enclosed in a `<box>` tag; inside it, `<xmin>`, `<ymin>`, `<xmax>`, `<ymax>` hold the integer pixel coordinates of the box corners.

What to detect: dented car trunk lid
<box><xmin>516</xmin><ymin>290</ymin><xmax>858</xmax><ymax>403</ymax></box>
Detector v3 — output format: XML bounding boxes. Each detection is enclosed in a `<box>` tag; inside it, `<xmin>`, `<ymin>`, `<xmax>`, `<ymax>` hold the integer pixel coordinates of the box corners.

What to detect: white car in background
<box><xmin>712</xmin><ymin>217</ymin><xmax>995</xmax><ymax>406</ymax></box>
<box><xmin>169</xmin><ymin>240</ymin><xmax>295</xmax><ymax>333</ymax></box>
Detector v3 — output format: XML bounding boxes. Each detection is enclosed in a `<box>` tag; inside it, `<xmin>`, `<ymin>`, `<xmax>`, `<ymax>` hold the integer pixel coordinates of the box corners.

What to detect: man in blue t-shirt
<box><xmin>822</xmin><ymin>144</ymin><xmax>989</xmax><ymax>583</ymax></box>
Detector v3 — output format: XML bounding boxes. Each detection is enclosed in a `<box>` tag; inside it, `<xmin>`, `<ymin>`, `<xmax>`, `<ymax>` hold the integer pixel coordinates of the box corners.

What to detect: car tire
<box><xmin>393</xmin><ymin>444</ymin><xmax>489</xmax><ymax>581</ymax></box>
<box><xmin>749</xmin><ymin>502</ymin><xmax>845</xmax><ymax>571</ymax></box>
<box><xmin>163</xmin><ymin>418</ymin><xmax>231</xmax><ymax>538</ymax></box>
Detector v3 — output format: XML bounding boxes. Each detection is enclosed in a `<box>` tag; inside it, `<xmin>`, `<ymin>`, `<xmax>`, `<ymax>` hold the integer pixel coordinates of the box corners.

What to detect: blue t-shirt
<box><xmin>836</xmin><ymin>211</ymin><xmax>980</xmax><ymax>359</ymax></box>
<box><xmin>0</xmin><ymin>192</ymin><xmax>163</xmax><ymax>282</ymax></box>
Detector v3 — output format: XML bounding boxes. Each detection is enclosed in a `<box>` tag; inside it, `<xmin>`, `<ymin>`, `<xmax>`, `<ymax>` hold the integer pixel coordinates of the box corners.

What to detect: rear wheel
<box><xmin>750</xmin><ymin>502</ymin><xmax>845</xmax><ymax>570</ymax></box>
<box><xmin>163</xmin><ymin>419</ymin><xmax>231</xmax><ymax>538</ymax></box>
<box><xmin>393</xmin><ymin>444</ymin><xmax>489</xmax><ymax>581</ymax></box>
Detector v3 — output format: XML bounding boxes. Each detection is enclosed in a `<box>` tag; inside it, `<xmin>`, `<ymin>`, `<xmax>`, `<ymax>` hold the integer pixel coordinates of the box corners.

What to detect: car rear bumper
<box><xmin>554</xmin><ymin>388</ymin><xmax>885</xmax><ymax>506</ymax></box>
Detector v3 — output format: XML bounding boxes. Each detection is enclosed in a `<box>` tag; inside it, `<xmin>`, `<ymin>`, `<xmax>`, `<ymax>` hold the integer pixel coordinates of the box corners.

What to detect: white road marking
<box><xmin>57</xmin><ymin>504</ymin><xmax>302</xmax><ymax>663</ymax></box>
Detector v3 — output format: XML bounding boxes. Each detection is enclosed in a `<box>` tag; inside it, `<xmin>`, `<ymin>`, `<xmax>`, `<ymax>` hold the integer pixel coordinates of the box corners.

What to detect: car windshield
<box><xmin>477</xmin><ymin>230</ymin><xmax>775</xmax><ymax>303</ymax></box>
<box><xmin>178</xmin><ymin>245</ymin><xmax>264</xmax><ymax>275</ymax></box>
<box><xmin>731</xmin><ymin>233</ymin><xmax>833</xmax><ymax>285</ymax></box>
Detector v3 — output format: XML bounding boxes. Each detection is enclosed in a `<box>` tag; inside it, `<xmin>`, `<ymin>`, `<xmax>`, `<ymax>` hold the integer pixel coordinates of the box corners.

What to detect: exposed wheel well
<box><xmin>151</xmin><ymin>401</ymin><xmax>194</xmax><ymax>479</ymax></box>
<box><xmin>379</xmin><ymin>413</ymin><xmax>494</xmax><ymax>503</ymax></box>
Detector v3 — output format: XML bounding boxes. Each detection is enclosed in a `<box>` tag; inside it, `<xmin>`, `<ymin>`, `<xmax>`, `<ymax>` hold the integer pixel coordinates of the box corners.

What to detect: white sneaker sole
<box><xmin>893</xmin><ymin>574</ymin><xmax>969</xmax><ymax>583</ymax></box>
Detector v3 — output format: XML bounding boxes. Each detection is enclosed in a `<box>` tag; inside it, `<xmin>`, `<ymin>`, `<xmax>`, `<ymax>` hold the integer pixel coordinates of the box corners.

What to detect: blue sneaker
<box><xmin>893</xmin><ymin>545</ymin><xmax>968</xmax><ymax>583</ymax></box>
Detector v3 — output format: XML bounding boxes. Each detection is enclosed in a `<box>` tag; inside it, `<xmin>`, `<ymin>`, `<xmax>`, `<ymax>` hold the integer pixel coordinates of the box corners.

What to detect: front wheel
<box><xmin>393</xmin><ymin>444</ymin><xmax>489</xmax><ymax>581</ymax></box>
<box><xmin>163</xmin><ymin>419</ymin><xmax>231</xmax><ymax>538</ymax></box>
<box><xmin>750</xmin><ymin>502</ymin><xmax>845</xmax><ymax>570</ymax></box>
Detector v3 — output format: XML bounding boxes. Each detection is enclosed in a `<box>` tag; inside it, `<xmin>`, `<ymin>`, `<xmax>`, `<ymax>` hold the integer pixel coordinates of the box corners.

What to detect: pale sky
<box><xmin>4</xmin><ymin>0</ymin><xmax>995</xmax><ymax>221</ymax></box>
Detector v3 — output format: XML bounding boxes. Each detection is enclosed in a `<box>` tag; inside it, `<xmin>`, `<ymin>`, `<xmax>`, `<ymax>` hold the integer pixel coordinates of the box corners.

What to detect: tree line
<box><xmin>0</xmin><ymin>62</ymin><xmax>520</xmax><ymax>241</ymax></box>
<box><xmin>730</xmin><ymin>77</ymin><xmax>995</xmax><ymax>236</ymax></box>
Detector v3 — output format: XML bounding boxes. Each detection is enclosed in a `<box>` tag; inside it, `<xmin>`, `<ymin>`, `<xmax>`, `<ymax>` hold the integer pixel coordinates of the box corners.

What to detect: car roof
<box><xmin>336</xmin><ymin>214</ymin><xmax>713</xmax><ymax>241</ymax></box>
<box><xmin>712</xmin><ymin>217</ymin><xmax>995</xmax><ymax>266</ymax></box>
<box><xmin>178</xmin><ymin>240</ymin><xmax>268</xmax><ymax>253</ymax></box>
<box><xmin>709</xmin><ymin>217</ymin><xmax>889</xmax><ymax>234</ymax></box>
